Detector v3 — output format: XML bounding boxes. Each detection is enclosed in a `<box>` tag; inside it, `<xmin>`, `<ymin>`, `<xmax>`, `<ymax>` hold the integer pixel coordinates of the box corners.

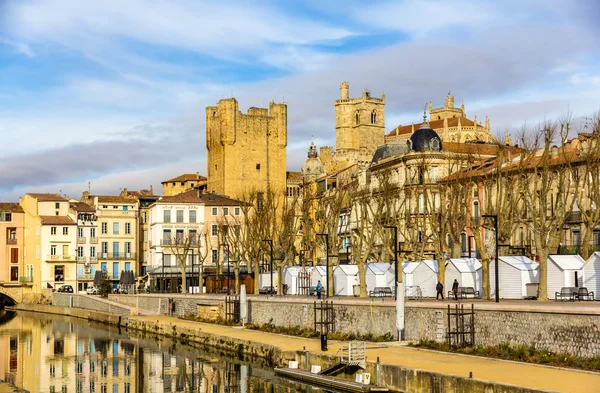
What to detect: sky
<box><xmin>1</xmin><ymin>0</ymin><xmax>599</xmax><ymax>201</ymax></box>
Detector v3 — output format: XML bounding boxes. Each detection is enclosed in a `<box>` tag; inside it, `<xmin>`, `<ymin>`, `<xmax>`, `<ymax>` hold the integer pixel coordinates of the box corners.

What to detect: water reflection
<box><xmin>0</xmin><ymin>311</ymin><xmax>325</xmax><ymax>393</ymax></box>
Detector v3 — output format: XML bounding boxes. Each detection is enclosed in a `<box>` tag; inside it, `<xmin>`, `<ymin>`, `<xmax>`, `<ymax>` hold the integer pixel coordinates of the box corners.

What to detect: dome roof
<box><xmin>371</xmin><ymin>141</ymin><xmax>410</xmax><ymax>163</ymax></box>
<box><xmin>409</xmin><ymin>122</ymin><xmax>442</xmax><ymax>152</ymax></box>
<box><xmin>301</xmin><ymin>141</ymin><xmax>324</xmax><ymax>180</ymax></box>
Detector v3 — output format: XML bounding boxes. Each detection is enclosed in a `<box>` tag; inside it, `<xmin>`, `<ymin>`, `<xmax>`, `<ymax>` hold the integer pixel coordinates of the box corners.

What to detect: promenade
<box><xmin>132</xmin><ymin>312</ymin><xmax>600</xmax><ymax>393</ymax></box>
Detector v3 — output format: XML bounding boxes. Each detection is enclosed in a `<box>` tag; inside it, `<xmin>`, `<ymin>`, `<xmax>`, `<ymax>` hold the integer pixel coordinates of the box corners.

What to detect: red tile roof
<box><xmin>96</xmin><ymin>196</ymin><xmax>138</xmax><ymax>204</ymax></box>
<box><xmin>286</xmin><ymin>171</ymin><xmax>302</xmax><ymax>182</ymax></box>
<box><xmin>154</xmin><ymin>190</ymin><xmax>242</xmax><ymax>206</ymax></box>
<box><xmin>27</xmin><ymin>193</ymin><xmax>67</xmax><ymax>202</ymax></box>
<box><xmin>70</xmin><ymin>202</ymin><xmax>96</xmax><ymax>213</ymax></box>
<box><xmin>387</xmin><ymin>117</ymin><xmax>478</xmax><ymax>136</ymax></box>
<box><xmin>0</xmin><ymin>203</ymin><xmax>24</xmax><ymax>213</ymax></box>
<box><xmin>162</xmin><ymin>173</ymin><xmax>207</xmax><ymax>184</ymax></box>
<box><xmin>40</xmin><ymin>216</ymin><xmax>76</xmax><ymax>225</ymax></box>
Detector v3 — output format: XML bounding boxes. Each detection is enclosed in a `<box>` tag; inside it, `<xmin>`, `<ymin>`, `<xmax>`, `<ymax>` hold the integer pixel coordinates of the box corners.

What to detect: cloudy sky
<box><xmin>1</xmin><ymin>0</ymin><xmax>599</xmax><ymax>201</ymax></box>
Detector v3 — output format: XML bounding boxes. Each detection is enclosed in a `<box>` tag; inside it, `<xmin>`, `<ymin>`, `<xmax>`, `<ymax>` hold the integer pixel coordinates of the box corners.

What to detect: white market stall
<box><xmin>584</xmin><ymin>252</ymin><xmax>600</xmax><ymax>295</ymax></box>
<box><xmin>333</xmin><ymin>264</ymin><xmax>360</xmax><ymax>296</ymax></box>
<box><xmin>411</xmin><ymin>260</ymin><xmax>439</xmax><ymax>298</ymax></box>
<box><xmin>400</xmin><ymin>261</ymin><xmax>420</xmax><ymax>298</ymax></box>
<box><xmin>365</xmin><ymin>262</ymin><xmax>392</xmax><ymax>294</ymax></box>
<box><xmin>547</xmin><ymin>254</ymin><xmax>585</xmax><ymax>299</ymax></box>
<box><xmin>258</xmin><ymin>271</ymin><xmax>279</xmax><ymax>290</ymax></box>
<box><xmin>489</xmin><ymin>256</ymin><xmax>539</xmax><ymax>299</ymax></box>
<box><xmin>282</xmin><ymin>266</ymin><xmax>301</xmax><ymax>295</ymax></box>
<box><xmin>445</xmin><ymin>258</ymin><xmax>483</xmax><ymax>296</ymax></box>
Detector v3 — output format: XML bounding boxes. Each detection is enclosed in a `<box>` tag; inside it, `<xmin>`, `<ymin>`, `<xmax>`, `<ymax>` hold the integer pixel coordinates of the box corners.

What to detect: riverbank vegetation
<box><xmin>412</xmin><ymin>340</ymin><xmax>600</xmax><ymax>371</ymax></box>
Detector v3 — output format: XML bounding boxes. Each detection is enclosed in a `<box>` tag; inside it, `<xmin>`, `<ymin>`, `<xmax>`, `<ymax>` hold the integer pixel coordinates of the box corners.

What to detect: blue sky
<box><xmin>1</xmin><ymin>0</ymin><xmax>599</xmax><ymax>200</ymax></box>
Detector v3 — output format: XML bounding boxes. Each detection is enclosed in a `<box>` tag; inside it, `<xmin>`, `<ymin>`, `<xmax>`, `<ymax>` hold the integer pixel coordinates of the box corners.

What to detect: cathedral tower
<box><xmin>206</xmin><ymin>98</ymin><xmax>287</xmax><ymax>199</ymax></box>
<box><xmin>335</xmin><ymin>82</ymin><xmax>385</xmax><ymax>155</ymax></box>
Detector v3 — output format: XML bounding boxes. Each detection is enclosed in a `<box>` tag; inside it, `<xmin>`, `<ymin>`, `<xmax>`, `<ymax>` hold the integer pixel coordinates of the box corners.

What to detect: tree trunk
<box><xmin>234</xmin><ymin>263</ymin><xmax>240</xmax><ymax>295</ymax></box>
<box><xmin>580</xmin><ymin>226</ymin><xmax>593</xmax><ymax>260</ymax></box>
<box><xmin>180</xmin><ymin>262</ymin><xmax>187</xmax><ymax>294</ymax></box>
<box><xmin>253</xmin><ymin>260</ymin><xmax>260</xmax><ymax>294</ymax></box>
<box><xmin>278</xmin><ymin>264</ymin><xmax>284</xmax><ymax>295</ymax></box>
<box><xmin>358</xmin><ymin>259</ymin><xmax>367</xmax><ymax>297</ymax></box>
<box><xmin>537</xmin><ymin>249</ymin><xmax>549</xmax><ymax>301</ymax></box>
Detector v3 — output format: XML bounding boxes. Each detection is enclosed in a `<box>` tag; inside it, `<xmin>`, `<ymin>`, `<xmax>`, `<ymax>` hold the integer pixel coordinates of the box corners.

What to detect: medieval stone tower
<box><xmin>206</xmin><ymin>98</ymin><xmax>287</xmax><ymax>199</ymax></box>
<box><xmin>335</xmin><ymin>82</ymin><xmax>385</xmax><ymax>155</ymax></box>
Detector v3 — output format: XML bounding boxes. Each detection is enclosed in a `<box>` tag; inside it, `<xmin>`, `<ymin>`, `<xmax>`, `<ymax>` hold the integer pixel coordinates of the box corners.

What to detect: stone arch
<box><xmin>0</xmin><ymin>293</ymin><xmax>17</xmax><ymax>308</ymax></box>
<box><xmin>0</xmin><ymin>287</ymin><xmax>22</xmax><ymax>305</ymax></box>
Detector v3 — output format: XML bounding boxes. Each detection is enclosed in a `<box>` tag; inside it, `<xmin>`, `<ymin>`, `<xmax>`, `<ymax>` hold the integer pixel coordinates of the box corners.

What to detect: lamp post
<box><xmin>221</xmin><ymin>243</ymin><xmax>230</xmax><ymax>294</ymax></box>
<box><xmin>483</xmin><ymin>214</ymin><xmax>499</xmax><ymax>303</ymax></box>
<box><xmin>317</xmin><ymin>234</ymin><xmax>329</xmax><ymax>297</ymax></box>
<box><xmin>383</xmin><ymin>226</ymin><xmax>399</xmax><ymax>300</ymax></box>
<box><xmin>262</xmin><ymin>240</ymin><xmax>274</xmax><ymax>294</ymax></box>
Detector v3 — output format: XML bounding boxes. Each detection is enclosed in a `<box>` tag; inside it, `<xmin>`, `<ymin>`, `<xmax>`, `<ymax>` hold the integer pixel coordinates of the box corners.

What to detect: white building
<box><xmin>489</xmin><ymin>256</ymin><xmax>539</xmax><ymax>299</ymax></box>
<box><xmin>547</xmin><ymin>254</ymin><xmax>585</xmax><ymax>299</ymax></box>
<box><xmin>69</xmin><ymin>202</ymin><xmax>98</xmax><ymax>293</ymax></box>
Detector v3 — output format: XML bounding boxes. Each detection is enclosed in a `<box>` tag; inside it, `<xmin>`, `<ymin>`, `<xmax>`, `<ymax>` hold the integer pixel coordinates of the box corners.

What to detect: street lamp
<box><xmin>316</xmin><ymin>234</ymin><xmax>329</xmax><ymax>297</ymax></box>
<box><xmin>482</xmin><ymin>214</ymin><xmax>499</xmax><ymax>303</ymax></box>
<box><xmin>383</xmin><ymin>226</ymin><xmax>399</xmax><ymax>300</ymax></box>
<box><xmin>221</xmin><ymin>243</ymin><xmax>231</xmax><ymax>294</ymax></box>
<box><xmin>262</xmin><ymin>240</ymin><xmax>274</xmax><ymax>294</ymax></box>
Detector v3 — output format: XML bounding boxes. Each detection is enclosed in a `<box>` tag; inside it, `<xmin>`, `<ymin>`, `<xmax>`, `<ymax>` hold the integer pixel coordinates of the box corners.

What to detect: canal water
<box><xmin>0</xmin><ymin>310</ymin><xmax>327</xmax><ymax>393</ymax></box>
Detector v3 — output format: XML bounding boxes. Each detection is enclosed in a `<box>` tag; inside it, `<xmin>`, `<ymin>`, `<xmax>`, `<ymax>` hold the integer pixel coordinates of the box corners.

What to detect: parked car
<box><xmin>86</xmin><ymin>286</ymin><xmax>98</xmax><ymax>295</ymax></box>
<box><xmin>57</xmin><ymin>285</ymin><xmax>74</xmax><ymax>293</ymax></box>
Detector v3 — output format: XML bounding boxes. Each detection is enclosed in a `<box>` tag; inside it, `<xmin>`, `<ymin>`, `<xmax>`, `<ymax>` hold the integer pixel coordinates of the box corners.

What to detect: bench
<box><xmin>578</xmin><ymin>287</ymin><xmax>595</xmax><ymax>301</ymax></box>
<box><xmin>448</xmin><ymin>287</ymin><xmax>480</xmax><ymax>299</ymax></box>
<box><xmin>259</xmin><ymin>286</ymin><xmax>277</xmax><ymax>295</ymax></box>
<box><xmin>555</xmin><ymin>287</ymin><xmax>578</xmax><ymax>301</ymax></box>
<box><xmin>369</xmin><ymin>287</ymin><xmax>393</xmax><ymax>297</ymax></box>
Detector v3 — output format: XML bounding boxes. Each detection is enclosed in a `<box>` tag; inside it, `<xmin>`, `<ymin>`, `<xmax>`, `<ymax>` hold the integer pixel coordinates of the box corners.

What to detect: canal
<box><xmin>0</xmin><ymin>310</ymin><xmax>328</xmax><ymax>393</ymax></box>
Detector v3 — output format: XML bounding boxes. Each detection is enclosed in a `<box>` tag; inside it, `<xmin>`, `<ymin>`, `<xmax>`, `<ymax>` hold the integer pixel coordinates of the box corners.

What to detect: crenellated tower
<box><xmin>206</xmin><ymin>98</ymin><xmax>287</xmax><ymax>199</ymax></box>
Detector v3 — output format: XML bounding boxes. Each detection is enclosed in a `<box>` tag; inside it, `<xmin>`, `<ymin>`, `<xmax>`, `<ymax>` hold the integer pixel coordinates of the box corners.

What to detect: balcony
<box><xmin>19</xmin><ymin>277</ymin><xmax>33</xmax><ymax>285</ymax></box>
<box><xmin>89</xmin><ymin>256</ymin><xmax>97</xmax><ymax>263</ymax></box>
<box><xmin>160</xmin><ymin>239</ymin><xmax>196</xmax><ymax>247</ymax></box>
<box><xmin>6</xmin><ymin>238</ymin><xmax>17</xmax><ymax>245</ymax></box>
<box><xmin>76</xmin><ymin>256</ymin><xmax>86</xmax><ymax>263</ymax></box>
<box><xmin>77</xmin><ymin>273</ymin><xmax>95</xmax><ymax>280</ymax></box>
<box><xmin>77</xmin><ymin>236</ymin><xmax>86</xmax><ymax>244</ymax></box>
<box><xmin>99</xmin><ymin>252</ymin><xmax>136</xmax><ymax>260</ymax></box>
<box><xmin>46</xmin><ymin>254</ymin><xmax>75</xmax><ymax>262</ymax></box>
<box><xmin>90</xmin><ymin>237</ymin><xmax>98</xmax><ymax>244</ymax></box>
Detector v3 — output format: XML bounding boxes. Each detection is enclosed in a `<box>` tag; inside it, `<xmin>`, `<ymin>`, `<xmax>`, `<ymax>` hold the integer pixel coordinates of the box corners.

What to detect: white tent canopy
<box><xmin>584</xmin><ymin>252</ymin><xmax>600</xmax><ymax>295</ymax></box>
<box><xmin>365</xmin><ymin>262</ymin><xmax>392</xmax><ymax>293</ymax></box>
<box><xmin>258</xmin><ymin>271</ymin><xmax>278</xmax><ymax>289</ymax></box>
<box><xmin>547</xmin><ymin>255</ymin><xmax>585</xmax><ymax>299</ymax></box>
<box><xmin>310</xmin><ymin>266</ymin><xmax>327</xmax><ymax>290</ymax></box>
<box><xmin>333</xmin><ymin>264</ymin><xmax>359</xmax><ymax>296</ymax></box>
<box><xmin>445</xmin><ymin>258</ymin><xmax>483</xmax><ymax>295</ymax></box>
<box><xmin>489</xmin><ymin>256</ymin><xmax>539</xmax><ymax>299</ymax></box>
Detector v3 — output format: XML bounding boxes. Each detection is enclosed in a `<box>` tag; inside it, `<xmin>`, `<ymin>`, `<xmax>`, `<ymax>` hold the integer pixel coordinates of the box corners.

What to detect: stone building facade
<box><xmin>206</xmin><ymin>98</ymin><xmax>287</xmax><ymax>199</ymax></box>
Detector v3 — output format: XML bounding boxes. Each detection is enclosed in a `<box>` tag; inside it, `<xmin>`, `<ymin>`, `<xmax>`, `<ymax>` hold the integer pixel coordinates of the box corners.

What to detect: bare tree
<box><xmin>165</xmin><ymin>233</ymin><xmax>193</xmax><ymax>294</ymax></box>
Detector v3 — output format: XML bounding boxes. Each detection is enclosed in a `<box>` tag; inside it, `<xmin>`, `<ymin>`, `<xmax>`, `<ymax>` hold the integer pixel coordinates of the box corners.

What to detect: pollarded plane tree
<box><xmin>571</xmin><ymin>112</ymin><xmax>600</xmax><ymax>259</ymax></box>
<box><xmin>511</xmin><ymin>117</ymin><xmax>577</xmax><ymax>301</ymax></box>
<box><xmin>165</xmin><ymin>232</ymin><xmax>194</xmax><ymax>294</ymax></box>
<box><xmin>272</xmin><ymin>192</ymin><xmax>303</xmax><ymax>294</ymax></box>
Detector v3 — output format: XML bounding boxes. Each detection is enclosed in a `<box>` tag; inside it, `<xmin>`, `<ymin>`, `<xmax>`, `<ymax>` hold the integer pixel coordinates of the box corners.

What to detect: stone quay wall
<box><xmin>53</xmin><ymin>293</ymin><xmax>132</xmax><ymax>315</ymax></box>
<box><xmin>106</xmin><ymin>294</ymin><xmax>600</xmax><ymax>358</ymax></box>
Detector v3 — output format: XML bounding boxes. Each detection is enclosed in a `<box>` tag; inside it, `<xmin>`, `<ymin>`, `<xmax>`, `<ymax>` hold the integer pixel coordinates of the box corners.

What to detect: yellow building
<box><xmin>206</xmin><ymin>98</ymin><xmax>287</xmax><ymax>199</ymax></box>
<box><xmin>0</xmin><ymin>203</ymin><xmax>25</xmax><ymax>285</ymax></box>
<box><xmin>20</xmin><ymin>193</ymin><xmax>77</xmax><ymax>293</ymax></box>
<box><xmin>88</xmin><ymin>196</ymin><xmax>139</xmax><ymax>287</ymax></box>
<box><xmin>161</xmin><ymin>173</ymin><xmax>206</xmax><ymax>196</ymax></box>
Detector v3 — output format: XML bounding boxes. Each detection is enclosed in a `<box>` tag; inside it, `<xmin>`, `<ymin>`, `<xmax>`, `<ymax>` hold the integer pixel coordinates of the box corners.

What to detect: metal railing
<box><xmin>6</xmin><ymin>238</ymin><xmax>17</xmax><ymax>245</ymax></box>
<box><xmin>76</xmin><ymin>256</ymin><xmax>86</xmax><ymax>262</ymax></box>
<box><xmin>19</xmin><ymin>276</ymin><xmax>33</xmax><ymax>284</ymax></box>
<box><xmin>77</xmin><ymin>236</ymin><xmax>86</xmax><ymax>243</ymax></box>
<box><xmin>46</xmin><ymin>254</ymin><xmax>75</xmax><ymax>261</ymax></box>
<box><xmin>77</xmin><ymin>274</ymin><xmax>95</xmax><ymax>280</ymax></box>
<box><xmin>89</xmin><ymin>237</ymin><xmax>98</xmax><ymax>244</ymax></box>
<box><xmin>99</xmin><ymin>253</ymin><xmax>136</xmax><ymax>260</ymax></box>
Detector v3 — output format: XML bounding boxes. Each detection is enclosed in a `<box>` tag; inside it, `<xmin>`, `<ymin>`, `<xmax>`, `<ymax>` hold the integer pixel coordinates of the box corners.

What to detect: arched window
<box><xmin>355</xmin><ymin>110</ymin><xmax>360</xmax><ymax>124</ymax></box>
<box><xmin>371</xmin><ymin>110</ymin><xmax>377</xmax><ymax>124</ymax></box>
<box><xmin>461</xmin><ymin>233</ymin><xmax>467</xmax><ymax>253</ymax></box>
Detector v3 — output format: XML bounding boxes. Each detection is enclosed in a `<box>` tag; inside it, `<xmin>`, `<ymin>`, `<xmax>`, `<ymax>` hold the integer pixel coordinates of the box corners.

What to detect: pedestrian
<box><xmin>316</xmin><ymin>280</ymin><xmax>323</xmax><ymax>300</ymax></box>
<box><xmin>452</xmin><ymin>279</ymin><xmax>459</xmax><ymax>301</ymax></box>
<box><xmin>436</xmin><ymin>281</ymin><xmax>444</xmax><ymax>300</ymax></box>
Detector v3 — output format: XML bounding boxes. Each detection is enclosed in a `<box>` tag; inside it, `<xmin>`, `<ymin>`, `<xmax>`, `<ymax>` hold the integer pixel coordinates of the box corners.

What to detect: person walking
<box><xmin>316</xmin><ymin>280</ymin><xmax>323</xmax><ymax>300</ymax></box>
<box><xmin>452</xmin><ymin>279</ymin><xmax>459</xmax><ymax>301</ymax></box>
<box><xmin>436</xmin><ymin>281</ymin><xmax>444</xmax><ymax>300</ymax></box>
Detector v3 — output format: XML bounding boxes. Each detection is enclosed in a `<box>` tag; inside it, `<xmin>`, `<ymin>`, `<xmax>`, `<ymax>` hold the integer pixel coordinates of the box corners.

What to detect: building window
<box><xmin>125</xmin><ymin>242</ymin><xmax>131</xmax><ymax>256</ymax></box>
<box><xmin>113</xmin><ymin>205</ymin><xmax>118</xmax><ymax>209</ymax></box>
<box><xmin>10</xmin><ymin>248</ymin><xmax>18</xmax><ymax>263</ymax></box>
<box><xmin>234</xmin><ymin>207</ymin><xmax>240</xmax><ymax>216</ymax></box>
<box><xmin>594</xmin><ymin>230</ymin><xmax>600</xmax><ymax>247</ymax></box>
<box><xmin>51</xmin><ymin>245</ymin><xmax>57</xmax><ymax>256</ymax></box>
<box><xmin>212</xmin><ymin>207</ymin><xmax>218</xmax><ymax>216</ymax></box>
<box><xmin>190</xmin><ymin>230</ymin><xmax>197</xmax><ymax>246</ymax></box>
<box><xmin>163</xmin><ymin>229</ymin><xmax>171</xmax><ymax>245</ymax></box>
<box><xmin>573</xmin><ymin>229</ymin><xmax>581</xmax><ymax>246</ymax></box>
<box><xmin>256</xmin><ymin>163</ymin><xmax>261</xmax><ymax>170</ymax></box>
<box><xmin>473</xmin><ymin>201</ymin><xmax>480</xmax><ymax>225</ymax></box>
<box><xmin>0</xmin><ymin>212</ymin><xmax>12</xmax><ymax>221</ymax></box>
<box><xmin>63</xmin><ymin>227</ymin><xmax>68</xmax><ymax>235</ymax></box>
<box><xmin>55</xmin><ymin>202</ymin><xmax>60</xmax><ymax>209</ymax></box>
<box><xmin>91</xmin><ymin>247</ymin><xmax>96</xmax><ymax>258</ymax></box>
<box><xmin>125</xmin><ymin>223</ymin><xmax>131</xmax><ymax>234</ymax></box>
<box><xmin>123</xmin><ymin>205</ymin><xmax>128</xmax><ymax>211</ymax></box>
<box><xmin>176</xmin><ymin>210</ymin><xmax>184</xmax><ymax>223</ymax></box>
<box><xmin>164</xmin><ymin>210</ymin><xmax>171</xmax><ymax>223</ymax></box>
<box><xmin>51</xmin><ymin>227</ymin><xmax>57</xmax><ymax>235</ymax></box>
<box><xmin>431</xmin><ymin>167</ymin><xmax>438</xmax><ymax>183</ymax></box>
<box><xmin>55</xmin><ymin>265</ymin><xmax>64</xmax><ymax>282</ymax></box>
<box><xmin>78</xmin><ymin>228</ymin><xmax>84</xmax><ymax>238</ymax></box>
<box><xmin>211</xmin><ymin>225</ymin><xmax>218</xmax><ymax>237</ymax></box>
<box><xmin>211</xmin><ymin>249</ymin><xmax>218</xmax><ymax>263</ymax></box>
<box><xmin>143</xmin><ymin>230</ymin><xmax>147</xmax><ymax>241</ymax></box>
<box><xmin>461</xmin><ymin>233</ymin><xmax>467</xmax><ymax>253</ymax></box>
<box><xmin>77</xmin><ymin>247</ymin><xmax>84</xmax><ymax>257</ymax></box>
<box><xmin>223</xmin><ymin>207</ymin><xmax>229</xmax><ymax>216</ymax></box>
<box><xmin>113</xmin><ymin>262</ymin><xmax>119</xmax><ymax>279</ymax></box>
<box><xmin>101</xmin><ymin>242</ymin><xmax>108</xmax><ymax>256</ymax></box>
<box><xmin>176</xmin><ymin>229</ymin><xmax>184</xmax><ymax>244</ymax></box>
<box><xmin>142</xmin><ymin>212</ymin><xmax>147</xmax><ymax>224</ymax></box>
<box><xmin>10</xmin><ymin>267</ymin><xmax>18</xmax><ymax>281</ymax></box>
<box><xmin>189</xmin><ymin>210</ymin><xmax>196</xmax><ymax>223</ymax></box>
<box><xmin>113</xmin><ymin>223</ymin><xmax>119</xmax><ymax>234</ymax></box>
<box><xmin>355</xmin><ymin>110</ymin><xmax>359</xmax><ymax>124</ymax></box>
<box><xmin>371</xmin><ymin>110</ymin><xmax>377</xmax><ymax>124</ymax></box>
<box><xmin>101</xmin><ymin>222</ymin><xmax>107</xmax><ymax>234</ymax></box>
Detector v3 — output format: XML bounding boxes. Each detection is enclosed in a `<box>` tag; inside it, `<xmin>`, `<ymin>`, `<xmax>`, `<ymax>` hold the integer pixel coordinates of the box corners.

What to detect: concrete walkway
<box><xmin>133</xmin><ymin>313</ymin><xmax>600</xmax><ymax>393</ymax></box>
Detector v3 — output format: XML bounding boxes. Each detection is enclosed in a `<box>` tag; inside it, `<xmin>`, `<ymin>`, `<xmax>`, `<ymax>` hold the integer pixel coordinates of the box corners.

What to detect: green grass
<box><xmin>412</xmin><ymin>340</ymin><xmax>600</xmax><ymax>371</ymax></box>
